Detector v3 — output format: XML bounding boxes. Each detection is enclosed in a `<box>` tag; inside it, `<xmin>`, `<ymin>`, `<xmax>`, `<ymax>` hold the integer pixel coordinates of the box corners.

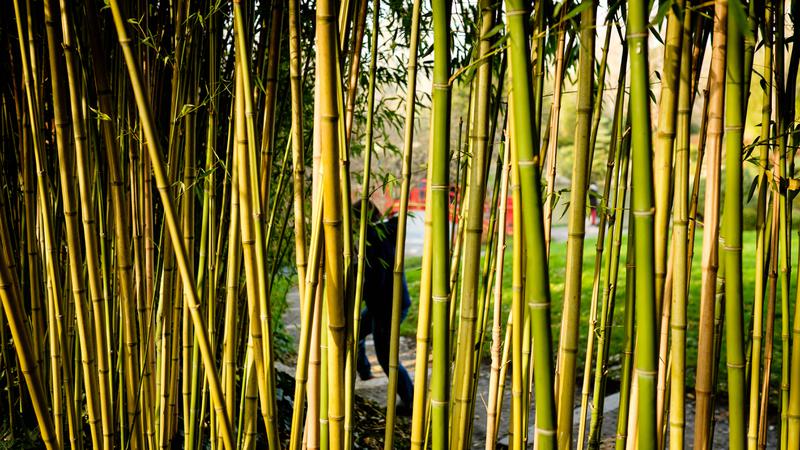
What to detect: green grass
<box><xmin>400</xmin><ymin>228</ymin><xmax>793</xmax><ymax>392</ymax></box>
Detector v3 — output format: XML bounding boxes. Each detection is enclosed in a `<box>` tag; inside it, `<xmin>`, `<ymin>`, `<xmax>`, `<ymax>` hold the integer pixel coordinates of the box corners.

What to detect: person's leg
<box><xmin>357</xmin><ymin>309</ymin><xmax>373</xmax><ymax>380</ymax></box>
<box><xmin>373</xmin><ymin>324</ymin><xmax>414</xmax><ymax>409</ymax></box>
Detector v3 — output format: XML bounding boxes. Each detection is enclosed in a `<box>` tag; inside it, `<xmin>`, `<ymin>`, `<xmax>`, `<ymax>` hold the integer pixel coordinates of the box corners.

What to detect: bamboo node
<box><xmin>506</xmin><ymin>9</ymin><xmax>529</xmax><ymax>17</ymax></box>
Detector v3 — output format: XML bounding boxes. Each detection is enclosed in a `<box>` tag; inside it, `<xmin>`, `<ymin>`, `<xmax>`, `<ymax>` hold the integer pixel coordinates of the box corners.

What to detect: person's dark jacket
<box><xmin>362</xmin><ymin>215</ymin><xmax>412</xmax><ymax>325</ymax></box>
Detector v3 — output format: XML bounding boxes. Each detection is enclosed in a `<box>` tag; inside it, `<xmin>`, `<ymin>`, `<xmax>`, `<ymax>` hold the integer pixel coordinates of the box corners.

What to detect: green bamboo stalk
<box><xmin>181</xmin><ymin>62</ymin><xmax>199</xmax><ymax>450</ymax></box>
<box><xmin>348</xmin><ymin>0</ymin><xmax>380</xmax><ymax>443</ymax></box>
<box><xmin>289</xmin><ymin>193</ymin><xmax>325</xmax><ymax>450</ymax></box>
<box><xmin>393</xmin><ymin>4</ymin><xmax>422</xmax><ymax>441</ymax></box>
<box><xmin>555</xmin><ymin>4</ymin><xmax>595</xmax><ymax>444</ymax></box>
<box><xmin>485</xmin><ymin>139</ymin><xmax>511</xmax><ymax>450</ymax></box>
<box><xmin>614</xmin><ymin>188</ymin><xmax>635</xmax><ymax>450</ymax></box>
<box><xmin>259</xmin><ymin>1</ymin><xmax>283</xmax><ymax>209</ymax></box>
<box><xmin>587</xmin><ymin>76</ymin><xmax>632</xmax><ymax>450</ymax></box>
<box><xmin>748</xmin><ymin>2</ymin><xmax>772</xmax><ymax>447</ymax></box>
<box><xmin>722</xmin><ymin>5</ymin><xmax>746</xmax><ymax>448</ymax></box>
<box><xmin>40</xmin><ymin>5</ymin><xmax>72</xmax><ymax>446</ymax></box>
<box><xmin>747</xmin><ymin>0</ymin><xmax>777</xmax><ymax>450</ymax></box>
<box><xmin>407</xmin><ymin>3</ymin><xmax>432</xmax><ymax>441</ymax></box>
<box><xmin>343</xmin><ymin>0</ymin><xmax>368</xmax><ymax>148</ymax></box>
<box><xmin>653</xmin><ymin>0</ymin><xmax>686</xmax><ymax>321</ymax></box>
<box><xmin>321</xmin><ymin>293</ymin><xmax>330</xmax><ymax>450</ymax></box>
<box><xmin>669</xmin><ymin>4</ymin><xmax>693</xmax><ymax>448</ymax></box>
<box><xmin>428</xmin><ymin>0</ymin><xmax>452</xmax><ymax>449</ymax></box>
<box><xmin>628</xmin><ymin>1</ymin><xmax>658</xmax><ymax>448</ymax></box>
<box><xmin>450</xmin><ymin>0</ymin><xmax>495</xmax><ymax>446</ymax></box>
<box><xmin>774</xmin><ymin>3</ymin><xmax>791</xmax><ymax>448</ymax></box>
<box><xmin>586</xmin><ymin>20</ymin><xmax>613</xmax><ymax>186</ymax></box>
<box><xmin>654</xmin><ymin>3</ymin><xmax>688</xmax><ymax>433</ymax></box>
<box><xmin>505</xmin><ymin>0</ymin><xmax>557</xmax><ymax>448</ymax></box>
<box><xmin>289</xmin><ymin>0</ymin><xmax>308</xmax><ymax>336</ymax></box>
<box><xmin>507</xmin><ymin>97</ymin><xmax>526</xmax><ymax>450</ymax></box>
<box><xmin>543</xmin><ymin>20</ymin><xmax>571</xmax><ymax>255</ymax></box>
<box><xmin>758</xmin><ymin>192</ymin><xmax>779</xmax><ymax>450</ymax></box>
<box><xmin>306</xmin><ymin>281</ymin><xmax>325</xmax><ymax>450</ymax></box>
<box><xmin>221</xmin><ymin>145</ymin><xmax>241</xmax><ymax>450</ymax></box>
<box><xmin>577</xmin><ymin>23</ymin><xmax>626</xmax><ymax>449</ymax></box>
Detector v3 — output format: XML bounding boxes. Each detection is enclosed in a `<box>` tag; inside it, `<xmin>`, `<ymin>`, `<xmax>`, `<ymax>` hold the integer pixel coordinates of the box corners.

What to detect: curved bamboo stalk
<box><xmin>0</xmin><ymin>260</ymin><xmax>59</xmax><ymax>450</ymax></box>
<box><xmin>231</xmin><ymin>5</ymin><xmax>281</xmax><ymax>446</ymax></box>
<box><xmin>105</xmin><ymin>1</ymin><xmax>236</xmax><ymax>448</ymax></box>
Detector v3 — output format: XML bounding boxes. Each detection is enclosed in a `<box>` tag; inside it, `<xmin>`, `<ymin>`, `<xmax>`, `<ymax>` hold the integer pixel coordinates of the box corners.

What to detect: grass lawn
<box><xmin>399</xmin><ymin>228</ymin><xmax>794</xmax><ymax>393</ymax></box>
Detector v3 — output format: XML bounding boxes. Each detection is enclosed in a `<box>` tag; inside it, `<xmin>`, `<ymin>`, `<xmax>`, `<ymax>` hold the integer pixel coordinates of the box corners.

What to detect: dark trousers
<box><xmin>357</xmin><ymin>306</ymin><xmax>414</xmax><ymax>407</ymax></box>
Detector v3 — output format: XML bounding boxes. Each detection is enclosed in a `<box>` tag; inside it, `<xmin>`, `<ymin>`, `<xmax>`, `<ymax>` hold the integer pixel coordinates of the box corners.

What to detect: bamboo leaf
<box><xmin>728</xmin><ymin>0</ymin><xmax>753</xmax><ymax>41</ymax></box>
<box><xmin>649</xmin><ymin>0</ymin><xmax>673</xmax><ymax>27</ymax></box>
<box><xmin>746</xmin><ymin>176</ymin><xmax>759</xmax><ymax>202</ymax></box>
<box><xmin>562</xmin><ymin>1</ymin><xmax>592</xmax><ymax>23</ymax></box>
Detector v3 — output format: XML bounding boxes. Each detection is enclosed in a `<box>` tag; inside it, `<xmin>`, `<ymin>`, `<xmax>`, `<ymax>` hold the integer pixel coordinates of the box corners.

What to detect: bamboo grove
<box><xmin>0</xmin><ymin>0</ymin><xmax>799</xmax><ymax>450</ymax></box>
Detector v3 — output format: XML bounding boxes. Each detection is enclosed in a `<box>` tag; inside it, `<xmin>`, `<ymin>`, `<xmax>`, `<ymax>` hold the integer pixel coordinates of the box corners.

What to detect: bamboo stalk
<box><xmin>105</xmin><ymin>1</ymin><xmax>236</xmax><ymax>447</ymax></box>
<box><xmin>316</xmin><ymin>0</ymin><xmax>348</xmax><ymax>448</ymax></box>
<box><xmin>485</xmin><ymin>139</ymin><xmax>511</xmax><ymax>450</ymax></box>
<box><xmin>42</xmin><ymin>0</ymin><xmax>102</xmax><ymax>445</ymax></box>
<box><xmin>450</xmin><ymin>0</ymin><xmax>495</xmax><ymax>446</ymax></box>
<box><xmin>628</xmin><ymin>1</ymin><xmax>658</xmax><ymax>449</ymax></box>
<box><xmin>694</xmin><ymin>2</ymin><xmax>727</xmax><ymax>447</ymax></box>
<box><xmin>748</xmin><ymin>4</ymin><xmax>772</xmax><ymax>449</ymax></box>
<box><xmin>429</xmin><ymin>1</ymin><xmax>452</xmax><ymax>449</ymax></box>
<box><xmin>722</xmin><ymin>5</ymin><xmax>746</xmax><ymax>449</ymax></box>
<box><xmin>669</xmin><ymin>3</ymin><xmax>693</xmax><ymax>448</ymax></box>
<box><xmin>555</xmin><ymin>4</ymin><xmax>596</xmax><ymax>444</ymax></box>
<box><xmin>505</xmin><ymin>0</ymin><xmax>557</xmax><ymax>447</ymax></box>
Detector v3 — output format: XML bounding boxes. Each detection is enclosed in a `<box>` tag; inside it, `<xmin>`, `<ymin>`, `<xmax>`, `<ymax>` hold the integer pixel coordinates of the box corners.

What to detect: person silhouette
<box><xmin>353</xmin><ymin>200</ymin><xmax>414</xmax><ymax>416</ymax></box>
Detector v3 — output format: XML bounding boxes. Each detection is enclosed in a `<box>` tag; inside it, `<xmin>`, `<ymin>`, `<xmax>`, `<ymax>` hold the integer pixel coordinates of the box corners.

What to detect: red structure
<box><xmin>385</xmin><ymin>179</ymin><xmax>513</xmax><ymax>236</ymax></box>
